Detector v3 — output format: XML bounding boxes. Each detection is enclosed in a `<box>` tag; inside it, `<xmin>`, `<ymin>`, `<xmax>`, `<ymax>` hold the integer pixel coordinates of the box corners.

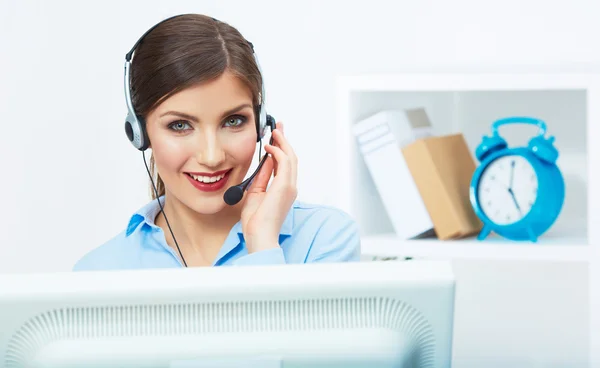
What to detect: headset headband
<box><xmin>124</xmin><ymin>15</ymin><xmax>266</xmax><ymax>129</ymax></box>
<box><xmin>124</xmin><ymin>14</ymin><xmax>276</xmax><ymax>219</ymax></box>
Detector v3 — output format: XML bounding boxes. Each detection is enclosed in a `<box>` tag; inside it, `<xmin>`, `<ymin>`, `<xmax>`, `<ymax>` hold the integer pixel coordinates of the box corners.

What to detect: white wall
<box><xmin>0</xmin><ymin>0</ymin><xmax>597</xmax><ymax>366</ymax></box>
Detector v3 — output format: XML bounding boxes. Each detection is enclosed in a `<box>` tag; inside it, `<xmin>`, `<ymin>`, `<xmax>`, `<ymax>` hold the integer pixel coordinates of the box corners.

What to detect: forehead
<box><xmin>153</xmin><ymin>70</ymin><xmax>253</xmax><ymax>117</ymax></box>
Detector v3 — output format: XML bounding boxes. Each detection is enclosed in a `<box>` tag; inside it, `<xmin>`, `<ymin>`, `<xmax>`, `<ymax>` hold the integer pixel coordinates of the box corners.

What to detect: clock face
<box><xmin>477</xmin><ymin>155</ymin><xmax>538</xmax><ymax>225</ymax></box>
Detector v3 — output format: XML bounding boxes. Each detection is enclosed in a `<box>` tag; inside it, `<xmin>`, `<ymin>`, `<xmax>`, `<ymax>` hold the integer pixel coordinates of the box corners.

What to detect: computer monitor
<box><xmin>0</xmin><ymin>260</ymin><xmax>455</xmax><ymax>368</ymax></box>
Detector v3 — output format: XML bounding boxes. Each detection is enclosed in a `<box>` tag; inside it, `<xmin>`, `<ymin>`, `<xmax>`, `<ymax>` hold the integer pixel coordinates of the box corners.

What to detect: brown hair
<box><xmin>129</xmin><ymin>14</ymin><xmax>263</xmax><ymax>199</ymax></box>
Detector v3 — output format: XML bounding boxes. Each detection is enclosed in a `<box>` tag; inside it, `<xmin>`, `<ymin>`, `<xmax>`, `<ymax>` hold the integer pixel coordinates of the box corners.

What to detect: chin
<box><xmin>183</xmin><ymin>172</ymin><xmax>247</xmax><ymax>213</ymax></box>
<box><xmin>186</xmin><ymin>195</ymin><xmax>229</xmax><ymax>215</ymax></box>
<box><xmin>163</xmin><ymin>168</ymin><xmax>249</xmax><ymax>214</ymax></box>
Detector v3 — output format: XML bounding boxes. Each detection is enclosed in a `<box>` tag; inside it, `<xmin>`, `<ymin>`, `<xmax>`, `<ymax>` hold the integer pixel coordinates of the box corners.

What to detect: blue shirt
<box><xmin>73</xmin><ymin>197</ymin><xmax>361</xmax><ymax>271</ymax></box>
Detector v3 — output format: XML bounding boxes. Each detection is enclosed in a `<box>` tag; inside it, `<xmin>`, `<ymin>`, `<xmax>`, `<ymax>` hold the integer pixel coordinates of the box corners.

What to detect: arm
<box><xmin>304</xmin><ymin>210</ymin><xmax>361</xmax><ymax>263</ymax></box>
<box><xmin>232</xmin><ymin>208</ymin><xmax>361</xmax><ymax>266</ymax></box>
<box><xmin>232</xmin><ymin>247</ymin><xmax>287</xmax><ymax>266</ymax></box>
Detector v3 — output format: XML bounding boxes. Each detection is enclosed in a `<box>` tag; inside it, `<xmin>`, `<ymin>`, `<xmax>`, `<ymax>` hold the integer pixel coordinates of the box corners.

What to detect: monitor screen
<box><xmin>0</xmin><ymin>260</ymin><xmax>455</xmax><ymax>367</ymax></box>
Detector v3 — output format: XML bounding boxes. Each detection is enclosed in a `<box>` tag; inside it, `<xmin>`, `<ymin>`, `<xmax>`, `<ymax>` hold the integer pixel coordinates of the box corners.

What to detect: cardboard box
<box><xmin>401</xmin><ymin>133</ymin><xmax>483</xmax><ymax>240</ymax></box>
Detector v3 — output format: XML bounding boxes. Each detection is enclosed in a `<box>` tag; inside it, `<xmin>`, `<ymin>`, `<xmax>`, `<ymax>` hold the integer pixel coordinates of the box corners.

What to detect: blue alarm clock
<box><xmin>469</xmin><ymin>116</ymin><xmax>565</xmax><ymax>242</ymax></box>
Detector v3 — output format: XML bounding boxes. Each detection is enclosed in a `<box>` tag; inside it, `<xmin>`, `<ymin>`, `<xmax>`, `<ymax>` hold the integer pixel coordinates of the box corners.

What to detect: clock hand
<box><xmin>509</xmin><ymin>160</ymin><xmax>515</xmax><ymax>189</ymax></box>
<box><xmin>508</xmin><ymin>187</ymin><xmax>522</xmax><ymax>214</ymax></box>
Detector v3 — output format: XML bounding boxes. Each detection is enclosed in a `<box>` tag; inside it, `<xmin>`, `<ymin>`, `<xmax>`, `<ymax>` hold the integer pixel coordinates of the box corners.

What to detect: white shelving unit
<box><xmin>360</xmin><ymin>232</ymin><xmax>588</xmax><ymax>262</ymax></box>
<box><xmin>335</xmin><ymin>73</ymin><xmax>598</xmax><ymax>262</ymax></box>
<box><xmin>335</xmin><ymin>72</ymin><xmax>600</xmax><ymax>366</ymax></box>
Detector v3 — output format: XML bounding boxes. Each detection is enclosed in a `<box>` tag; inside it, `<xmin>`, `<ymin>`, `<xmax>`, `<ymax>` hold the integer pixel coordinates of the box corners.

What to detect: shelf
<box><xmin>333</xmin><ymin>72</ymin><xmax>600</xmax><ymax>364</ymax></box>
<box><xmin>334</xmin><ymin>71</ymin><xmax>600</xmax><ymax>264</ymax></box>
<box><xmin>360</xmin><ymin>233</ymin><xmax>589</xmax><ymax>262</ymax></box>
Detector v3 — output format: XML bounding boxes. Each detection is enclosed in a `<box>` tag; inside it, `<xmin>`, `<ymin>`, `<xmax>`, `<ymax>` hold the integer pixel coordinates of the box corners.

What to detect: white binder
<box><xmin>352</xmin><ymin>109</ymin><xmax>434</xmax><ymax>239</ymax></box>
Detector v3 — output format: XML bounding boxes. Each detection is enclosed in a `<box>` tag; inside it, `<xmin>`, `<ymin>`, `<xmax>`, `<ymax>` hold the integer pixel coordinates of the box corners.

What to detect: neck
<box><xmin>154</xmin><ymin>192</ymin><xmax>244</xmax><ymax>266</ymax></box>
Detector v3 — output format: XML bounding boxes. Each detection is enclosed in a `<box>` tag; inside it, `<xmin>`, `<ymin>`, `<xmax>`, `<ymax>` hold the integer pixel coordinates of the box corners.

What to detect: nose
<box><xmin>195</xmin><ymin>131</ymin><xmax>226</xmax><ymax>168</ymax></box>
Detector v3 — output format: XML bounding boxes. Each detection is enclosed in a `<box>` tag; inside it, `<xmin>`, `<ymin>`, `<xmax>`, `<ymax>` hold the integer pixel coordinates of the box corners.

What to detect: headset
<box><xmin>123</xmin><ymin>14</ymin><xmax>276</xmax><ymax>267</ymax></box>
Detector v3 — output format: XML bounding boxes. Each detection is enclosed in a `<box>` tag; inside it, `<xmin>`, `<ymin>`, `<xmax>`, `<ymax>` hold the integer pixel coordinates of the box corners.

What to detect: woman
<box><xmin>73</xmin><ymin>14</ymin><xmax>360</xmax><ymax>270</ymax></box>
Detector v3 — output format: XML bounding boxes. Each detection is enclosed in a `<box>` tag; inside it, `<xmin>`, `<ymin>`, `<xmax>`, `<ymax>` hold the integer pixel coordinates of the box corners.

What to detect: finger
<box><xmin>246</xmin><ymin>155</ymin><xmax>274</xmax><ymax>193</ymax></box>
<box><xmin>272</xmin><ymin>129</ymin><xmax>296</xmax><ymax>158</ymax></box>
<box><xmin>268</xmin><ymin>141</ymin><xmax>278</xmax><ymax>177</ymax></box>
<box><xmin>272</xmin><ymin>151</ymin><xmax>278</xmax><ymax>177</ymax></box>
<box><xmin>271</xmin><ymin>122</ymin><xmax>284</xmax><ymax>150</ymax></box>
<box><xmin>271</xmin><ymin>130</ymin><xmax>297</xmax><ymax>184</ymax></box>
<box><xmin>264</xmin><ymin>144</ymin><xmax>291</xmax><ymax>180</ymax></box>
<box><xmin>264</xmin><ymin>144</ymin><xmax>297</xmax><ymax>200</ymax></box>
<box><xmin>269</xmin><ymin>122</ymin><xmax>283</xmax><ymax>176</ymax></box>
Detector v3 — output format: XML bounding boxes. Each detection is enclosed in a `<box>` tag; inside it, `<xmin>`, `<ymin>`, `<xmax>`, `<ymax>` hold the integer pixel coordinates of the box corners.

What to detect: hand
<box><xmin>241</xmin><ymin>122</ymin><xmax>298</xmax><ymax>253</ymax></box>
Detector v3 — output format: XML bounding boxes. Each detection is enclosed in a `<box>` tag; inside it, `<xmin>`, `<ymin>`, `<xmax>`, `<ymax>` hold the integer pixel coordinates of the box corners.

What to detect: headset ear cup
<box><xmin>255</xmin><ymin>105</ymin><xmax>266</xmax><ymax>142</ymax></box>
<box><xmin>266</xmin><ymin>114</ymin><xmax>275</xmax><ymax>131</ymax></box>
<box><xmin>125</xmin><ymin>119</ymin><xmax>135</xmax><ymax>143</ymax></box>
<box><xmin>125</xmin><ymin>112</ymin><xmax>150</xmax><ymax>151</ymax></box>
<box><xmin>254</xmin><ymin>105</ymin><xmax>260</xmax><ymax>141</ymax></box>
<box><xmin>139</xmin><ymin>118</ymin><xmax>150</xmax><ymax>151</ymax></box>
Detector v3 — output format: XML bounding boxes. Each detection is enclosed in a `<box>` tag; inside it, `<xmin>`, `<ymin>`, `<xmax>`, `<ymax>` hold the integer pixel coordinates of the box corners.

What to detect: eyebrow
<box><xmin>159</xmin><ymin>103</ymin><xmax>253</xmax><ymax>122</ymax></box>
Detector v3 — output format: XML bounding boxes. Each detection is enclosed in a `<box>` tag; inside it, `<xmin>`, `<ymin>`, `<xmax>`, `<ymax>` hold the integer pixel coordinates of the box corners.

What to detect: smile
<box><xmin>188</xmin><ymin>173</ymin><xmax>226</xmax><ymax>183</ymax></box>
<box><xmin>185</xmin><ymin>169</ymin><xmax>232</xmax><ymax>192</ymax></box>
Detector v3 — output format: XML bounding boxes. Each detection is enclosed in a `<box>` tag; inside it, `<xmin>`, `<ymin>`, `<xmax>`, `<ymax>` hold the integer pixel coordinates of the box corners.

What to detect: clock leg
<box><xmin>527</xmin><ymin>227</ymin><xmax>538</xmax><ymax>243</ymax></box>
<box><xmin>477</xmin><ymin>225</ymin><xmax>492</xmax><ymax>240</ymax></box>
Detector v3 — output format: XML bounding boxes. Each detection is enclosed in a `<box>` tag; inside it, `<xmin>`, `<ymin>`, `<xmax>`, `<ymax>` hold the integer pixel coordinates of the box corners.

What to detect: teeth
<box><xmin>190</xmin><ymin>173</ymin><xmax>225</xmax><ymax>183</ymax></box>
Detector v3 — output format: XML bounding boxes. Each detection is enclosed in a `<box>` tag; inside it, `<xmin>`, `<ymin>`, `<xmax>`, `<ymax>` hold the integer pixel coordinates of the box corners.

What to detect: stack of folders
<box><xmin>352</xmin><ymin>109</ymin><xmax>434</xmax><ymax>240</ymax></box>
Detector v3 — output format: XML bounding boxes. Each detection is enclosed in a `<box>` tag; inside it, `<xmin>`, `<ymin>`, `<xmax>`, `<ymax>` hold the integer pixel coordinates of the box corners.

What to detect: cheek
<box><xmin>150</xmin><ymin>133</ymin><xmax>191</xmax><ymax>174</ymax></box>
<box><xmin>223</xmin><ymin>131</ymin><xmax>257</xmax><ymax>164</ymax></box>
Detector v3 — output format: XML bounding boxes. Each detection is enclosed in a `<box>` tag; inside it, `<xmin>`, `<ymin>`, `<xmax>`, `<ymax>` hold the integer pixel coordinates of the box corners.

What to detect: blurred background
<box><xmin>0</xmin><ymin>0</ymin><xmax>599</xmax><ymax>367</ymax></box>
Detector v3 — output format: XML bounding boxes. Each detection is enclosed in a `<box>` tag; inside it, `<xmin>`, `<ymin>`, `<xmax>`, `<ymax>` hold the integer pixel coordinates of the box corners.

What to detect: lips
<box><xmin>185</xmin><ymin>169</ymin><xmax>232</xmax><ymax>192</ymax></box>
<box><xmin>188</xmin><ymin>172</ymin><xmax>227</xmax><ymax>183</ymax></box>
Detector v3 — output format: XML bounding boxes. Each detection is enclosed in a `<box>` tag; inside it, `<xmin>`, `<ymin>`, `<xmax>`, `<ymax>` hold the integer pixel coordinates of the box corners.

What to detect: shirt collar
<box><xmin>126</xmin><ymin>196</ymin><xmax>163</xmax><ymax>236</ymax></box>
<box><xmin>126</xmin><ymin>196</ymin><xmax>294</xmax><ymax>237</ymax></box>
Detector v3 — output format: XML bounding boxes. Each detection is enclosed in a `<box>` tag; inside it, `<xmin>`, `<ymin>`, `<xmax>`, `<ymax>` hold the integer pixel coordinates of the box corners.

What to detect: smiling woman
<box><xmin>72</xmin><ymin>14</ymin><xmax>361</xmax><ymax>270</ymax></box>
<box><xmin>146</xmin><ymin>72</ymin><xmax>259</xmax><ymax>216</ymax></box>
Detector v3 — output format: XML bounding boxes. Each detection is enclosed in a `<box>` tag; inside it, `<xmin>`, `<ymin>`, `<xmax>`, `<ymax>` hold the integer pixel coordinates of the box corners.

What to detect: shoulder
<box><xmin>288</xmin><ymin>200</ymin><xmax>362</xmax><ymax>262</ymax></box>
<box><xmin>291</xmin><ymin>200</ymin><xmax>357</xmax><ymax>229</ymax></box>
<box><xmin>72</xmin><ymin>230</ymin><xmax>137</xmax><ymax>271</ymax></box>
<box><xmin>73</xmin><ymin>198</ymin><xmax>164</xmax><ymax>271</ymax></box>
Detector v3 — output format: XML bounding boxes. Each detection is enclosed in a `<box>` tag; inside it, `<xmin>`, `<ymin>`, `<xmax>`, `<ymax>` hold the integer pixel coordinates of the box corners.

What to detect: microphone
<box><xmin>223</xmin><ymin>153</ymin><xmax>270</xmax><ymax>205</ymax></box>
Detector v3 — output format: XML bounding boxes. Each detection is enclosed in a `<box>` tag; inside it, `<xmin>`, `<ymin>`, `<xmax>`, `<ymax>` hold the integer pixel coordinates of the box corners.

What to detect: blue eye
<box><xmin>224</xmin><ymin>115</ymin><xmax>247</xmax><ymax>128</ymax></box>
<box><xmin>168</xmin><ymin>121</ymin><xmax>191</xmax><ymax>131</ymax></box>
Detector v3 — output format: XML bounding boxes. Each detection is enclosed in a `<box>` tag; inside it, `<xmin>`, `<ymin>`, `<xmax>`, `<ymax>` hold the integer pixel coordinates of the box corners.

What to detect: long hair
<box><xmin>129</xmin><ymin>14</ymin><xmax>263</xmax><ymax>199</ymax></box>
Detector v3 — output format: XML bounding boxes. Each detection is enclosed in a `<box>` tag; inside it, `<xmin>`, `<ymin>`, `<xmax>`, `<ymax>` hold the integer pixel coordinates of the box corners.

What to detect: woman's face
<box><xmin>145</xmin><ymin>70</ymin><xmax>258</xmax><ymax>214</ymax></box>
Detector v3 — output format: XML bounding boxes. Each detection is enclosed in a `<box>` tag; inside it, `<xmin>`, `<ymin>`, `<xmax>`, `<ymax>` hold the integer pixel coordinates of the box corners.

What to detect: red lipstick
<box><xmin>185</xmin><ymin>169</ymin><xmax>231</xmax><ymax>192</ymax></box>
